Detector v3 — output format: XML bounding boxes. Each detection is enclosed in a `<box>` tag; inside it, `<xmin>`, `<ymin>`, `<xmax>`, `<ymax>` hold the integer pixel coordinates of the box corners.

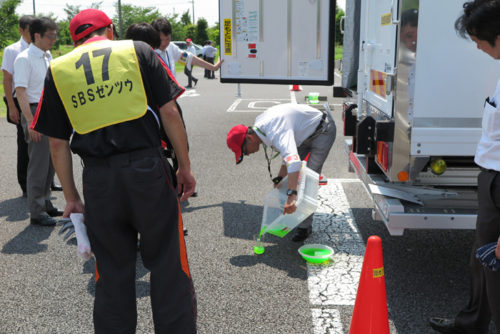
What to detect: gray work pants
<box><xmin>297</xmin><ymin>116</ymin><xmax>336</xmax><ymax>229</ymax></box>
<box><xmin>21</xmin><ymin>104</ymin><xmax>55</xmax><ymax>219</ymax></box>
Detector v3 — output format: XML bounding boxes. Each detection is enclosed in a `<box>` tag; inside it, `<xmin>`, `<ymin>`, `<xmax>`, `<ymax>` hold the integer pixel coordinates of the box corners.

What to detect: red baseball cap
<box><xmin>186</xmin><ymin>38</ymin><xmax>192</xmax><ymax>43</ymax></box>
<box><xmin>69</xmin><ymin>9</ymin><xmax>113</xmax><ymax>43</ymax></box>
<box><xmin>227</xmin><ymin>124</ymin><xmax>248</xmax><ymax>164</ymax></box>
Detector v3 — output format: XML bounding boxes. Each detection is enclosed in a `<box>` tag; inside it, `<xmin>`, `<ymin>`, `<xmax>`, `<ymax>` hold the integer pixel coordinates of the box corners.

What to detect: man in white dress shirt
<box><xmin>2</xmin><ymin>15</ymin><xmax>34</xmax><ymax>197</ymax></box>
<box><xmin>183</xmin><ymin>38</ymin><xmax>198</xmax><ymax>88</ymax></box>
<box><xmin>430</xmin><ymin>1</ymin><xmax>500</xmax><ymax>333</ymax></box>
<box><xmin>14</xmin><ymin>17</ymin><xmax>61</xmax><ymax>226</ymax></box>
<box><xmin>226</xmin><ymin>103</ymin><xmax>336</xmax><ymax>242</ymax></box>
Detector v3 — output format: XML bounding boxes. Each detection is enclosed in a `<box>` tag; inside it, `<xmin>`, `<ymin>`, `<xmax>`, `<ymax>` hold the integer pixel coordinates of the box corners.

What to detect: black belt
<box><xmin>305</xmin><ymin>113</ymin><xmax>327</xmax><ymax>141</ymax></box>
<box><xmin>82</xmin><ymin>147</ymin><xmax>162</xmax><ymax>167</ymax></box>
<box><xmin>479</xmin><ymin>166</ymin><xmax>500</xmax><ymax>173</ymax></box>
<box><xmin>316</xmin><ymin>112</ymin><xmax>327</xmax><ymax>131</ymax></box>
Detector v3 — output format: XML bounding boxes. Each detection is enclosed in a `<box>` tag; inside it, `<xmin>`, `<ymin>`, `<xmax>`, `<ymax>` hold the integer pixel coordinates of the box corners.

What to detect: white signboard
<box><xmin>219</xmin><ymin>0</ymin><xmax>335</xmax><ymax>85</ymax></box>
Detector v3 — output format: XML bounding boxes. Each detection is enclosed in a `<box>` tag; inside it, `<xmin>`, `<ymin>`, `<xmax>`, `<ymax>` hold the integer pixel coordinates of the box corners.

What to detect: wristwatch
<box><xmin>287</xmin><ymin>189</ymin><xmax>298</xmax><ymax>197</ymax></box>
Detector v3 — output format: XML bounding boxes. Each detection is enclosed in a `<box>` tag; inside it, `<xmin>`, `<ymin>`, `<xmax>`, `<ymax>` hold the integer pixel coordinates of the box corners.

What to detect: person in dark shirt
<box><xmin>32</xmin><ymin>9</ymin><xmax>197</xmax><ymax>333</ymax></box>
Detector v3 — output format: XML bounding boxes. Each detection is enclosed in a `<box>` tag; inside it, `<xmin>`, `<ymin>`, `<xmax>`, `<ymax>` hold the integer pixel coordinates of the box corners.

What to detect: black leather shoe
<box><xmin>51</xmin><ymin>183</ymin><xmax>63</xmax><ymax>191</ymax></box>
<box><xmin>30</xmin><ymin>215</ymin><xmax>56</xmax><ymax>226</ymax></box>
<box><xmin>292</xmin><ymin>227</ymin><xmax>312</xmax><ymax>242</ymax></box>
<box><xmin>47</xmin><ymin>208</ymin><xmax>64</xmax><ymax>217</ymax></box>
<box><xmin>429</xmin><ymin>317</ymin><xmax>463</xmax><ymax>334</ymax></box>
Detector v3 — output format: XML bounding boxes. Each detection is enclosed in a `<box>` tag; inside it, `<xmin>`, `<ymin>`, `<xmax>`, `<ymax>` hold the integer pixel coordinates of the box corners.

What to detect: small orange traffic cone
<box><xmin>290</xmin><ymin>84</ymin><xmax>302</xmax><ymax>91</ymax></box>
<box><xmin>349</xmin><ymin>235</ymin><xmax>389</xmax><ymax>334</ymax></box>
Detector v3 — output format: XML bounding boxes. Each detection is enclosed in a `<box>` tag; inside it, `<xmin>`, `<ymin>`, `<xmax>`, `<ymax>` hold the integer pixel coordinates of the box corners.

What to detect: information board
<box><xmin>219</xmin><ymin>0</ymin><xmax>335</xmax><ymax>85</ymax></box>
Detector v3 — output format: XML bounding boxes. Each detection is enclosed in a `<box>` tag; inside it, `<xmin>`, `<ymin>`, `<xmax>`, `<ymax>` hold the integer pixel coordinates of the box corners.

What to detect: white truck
<box><xmin>337</xmin><ymin>0</ymin><xmax>500</xmax><ymax>235</ymax></box>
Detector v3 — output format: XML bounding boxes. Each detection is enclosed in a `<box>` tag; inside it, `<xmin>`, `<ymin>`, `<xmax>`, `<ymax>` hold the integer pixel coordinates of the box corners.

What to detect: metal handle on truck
<box><xmin>385</xmin><ymin>72</ymin><xmax>396</xmax><ymax>96</ymax></box>
<box><xmin>391</xmin><ymin>0</ymin><xmax>400</xmax><ymax>24</ymax></box>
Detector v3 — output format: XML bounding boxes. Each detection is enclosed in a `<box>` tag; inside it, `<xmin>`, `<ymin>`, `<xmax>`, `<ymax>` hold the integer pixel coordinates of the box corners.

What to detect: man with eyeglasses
<box><xmin>226</xmin><ymin>103</ymin><xmax>336</xmax><ymax>242</ymax></box>
<box><xmin>14</xmin><ymin>17</ymin><xmax>61</xmax><ymax>226</ymax></box>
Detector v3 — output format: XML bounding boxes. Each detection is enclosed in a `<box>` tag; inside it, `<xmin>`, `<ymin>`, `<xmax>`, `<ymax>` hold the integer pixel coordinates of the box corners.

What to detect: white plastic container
<box><xmin>259</xmin><ymin>162</ymin><xmax>319</xmax><ymax>238</ymax></box>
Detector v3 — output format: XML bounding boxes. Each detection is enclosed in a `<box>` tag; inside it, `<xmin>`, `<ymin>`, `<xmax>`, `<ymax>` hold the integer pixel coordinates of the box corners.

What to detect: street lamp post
<box><xmin>118</xmin><ymin>0</ymin><xmax>123</xmax><ymax>38</ymax></box>
<box><xmin>188</xmin><ymin>0</ymin><xmax>195</xmax><ymax>24</ymax></box>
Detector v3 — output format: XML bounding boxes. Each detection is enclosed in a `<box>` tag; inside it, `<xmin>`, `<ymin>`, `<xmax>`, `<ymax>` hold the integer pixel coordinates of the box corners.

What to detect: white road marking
<box><xmin>247</xmin><ymin>101</ymin><xmax>282</xmax><ymax>109</ymax></box>
<box><xmin>312</xmin><ymin>308</ymin><xmax>344</xmax><ymax>334</ymax></box>
<box><xmin>226</xmin><ymin>98</ymin><xmax>291</xmax><ymax>112</ymax></box>
<box><xmin>179</xmin><ymin>89</ymin><xmax>200</xmax><ymax>99</ymax></box>
<box><xmin>227</xmin><ymin>98</ymin><xmax>242</xmax><ymax>112</ymax></box>
<box><xmin>290</xmin><ymin>91</ymin><xmax>297</xmax><ymax>104</ymax></box>
<box><xmin>307</xmin><ymin>180</ymin><xmax>365</xmax><ymax>333</ymax></box>
<box><xmin>335</xmin><ymin>71</ymin><xmax>341</xmax><ymax>79</ymax></box>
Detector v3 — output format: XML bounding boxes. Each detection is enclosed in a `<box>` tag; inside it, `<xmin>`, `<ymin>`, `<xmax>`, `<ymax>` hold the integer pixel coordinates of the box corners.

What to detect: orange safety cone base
<box><xmin>349</xmin><ymin>235</ymin><xmax>390</xmax><ymax>334</ymax></box>
<box><xmin>290</xmin><ymin>84</ymin><xmax>302</xmax><ymax>91</ymax></box>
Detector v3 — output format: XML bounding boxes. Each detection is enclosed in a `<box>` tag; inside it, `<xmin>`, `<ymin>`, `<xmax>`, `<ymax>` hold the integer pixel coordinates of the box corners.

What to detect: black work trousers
<box><xmin>455</xmin><ymin>170</ymin><xmax>500</xmax><ymax>334</ymax></box>
<box><xmin>82</xmin><ymin>147</ymin><xmax>196</xmax><ymax>334</ymax></box>
<box><xmin>184</xmin><ymin>66</ymin><xmax>197</xmax><ymax>87</ymax></box>
<box><xmin>205</xmin><ymin>57</ymin><xmax>214</xmax><ymax>78</ymax></box>
<box><xmin>4</xmin><ymin>96</ymin><xmax>28</xmax><ymax>193</ymax></box>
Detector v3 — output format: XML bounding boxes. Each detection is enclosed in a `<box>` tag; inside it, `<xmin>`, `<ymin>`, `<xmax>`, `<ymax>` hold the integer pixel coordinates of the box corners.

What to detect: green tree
<box><xmin>335</xmin><ymin>6</ymin><xmax>344</xmax><ymax>45</ymax></box>
<box><xmin>180</xmin><ymin>11</ymin><xmax>191</xmax><ymax>26</ymax></box>
<box><xmin>113</xmin><ymin>3</ymin><xmax>162</xmax><ymax>38</ymax></box>
<box><xmin>0</xmin><ymin>0</ymin><xmax>21</xmax><ymax>48</ymax></box>
<box><xmin>185</xmin><ymin>24</ymin><xmax>196</xmax><ymax>42</ymax></box>
<box><xmin>57</xmin><ymin>20</ymin><xmax>72</xmax><ymax>46</ymax></box>
<box><xmin>195</xmin><ymin>18</ymin><xmax>208</xmax><ymax>45</ymax></box>
<box><xmin>63</xmin><ymin>2</ymin><xmax>102</xmax><ymax>20</ymax></box>
<box><xmin>207</xmin><ymin>23</ymin><xmax>219</xmax><ymax>47</ymax></box>
<box><xmin>167</xmin><ymin>13</ymin><xmax>185</xmax><ymax>41</ymax></box>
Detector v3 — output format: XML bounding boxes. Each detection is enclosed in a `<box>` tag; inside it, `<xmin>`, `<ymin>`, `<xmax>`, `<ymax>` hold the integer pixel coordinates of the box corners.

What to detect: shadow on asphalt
<box><xmin>181</xmin><ymin>199</ymin><xmax>264</xmax><ymax>241</ymax></box>
<box><xmin>229</xmin><ymin>242</ymin><xmax>308</xmax><ymax>280</ymax></box>
<box><xmin>0</xmin><ymin>196</ymin><xmax>29</xmax><ymax>222</ymax></box>
<box><xmin>222</xmin><ymin>201</ymin><xmax>263</xmax><ymax>241</ymax></box>
<box><xmin>1</xmin><ymin>224</ymin><xmax>53</xmax><ymax>254</ymax></box>
<box><xmin>81</xmin><ymin>251</ymin><xmax>153</xmax><ymax>299</ymax></box>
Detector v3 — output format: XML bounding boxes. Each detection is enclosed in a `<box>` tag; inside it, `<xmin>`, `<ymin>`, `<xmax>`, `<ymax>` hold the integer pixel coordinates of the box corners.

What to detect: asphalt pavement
<box><xmin>0</xmin><ymin>67</ymin><xmax>490</xmax><ymax>333</ymax></box>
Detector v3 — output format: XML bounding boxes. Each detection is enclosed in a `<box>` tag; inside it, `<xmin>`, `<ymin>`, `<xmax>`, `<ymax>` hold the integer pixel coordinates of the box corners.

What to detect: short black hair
<box><xmin>401</xmin><ymin>9</ymin><xmax>418</xmax><ymax>28</ymax></box>
<box><xmin>30</xmin><ymin>17</ymin><xmax>57</xmax><ymax>43</ymax></box>
<box><xmin>19</xmin><ymin>15</ymin><xmax>34</xmax><ymax>30</ymax></box>
<box><xmin>455</xmin><ymin>0</ymin><xmax>500</xmax><ymax>46</ymax></box>
<box><xmin>151</xmin><ymin>18</ymin><xmax>172</xmax><ymax>36</ymax></box>
<box><xmin>125</xmin><ymin>23</ymin><xmax>160</xmax><ymax>49</ymax></box>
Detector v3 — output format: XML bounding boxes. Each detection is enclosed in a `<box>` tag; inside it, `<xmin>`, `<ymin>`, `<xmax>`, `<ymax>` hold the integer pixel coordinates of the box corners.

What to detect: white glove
<box><xmin>70</xmin><ymin>213</ymin><xmax>92</xmax><ymax>261</ymax></box>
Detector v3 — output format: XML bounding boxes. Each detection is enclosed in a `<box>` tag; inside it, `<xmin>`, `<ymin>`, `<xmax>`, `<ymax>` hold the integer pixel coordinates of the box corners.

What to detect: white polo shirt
<box><xmin>13</xmin><ymin>44</ymin><xmax>51</xmax><ymax>104</ymax></box>
<box><xmin>1</xmin><ymin>37</ymin><xmax>30</xmax><ymax>94</ymax></box>
<box><xmin>475</xmin><ymin>79</ymin><xmax>500</xmax><ymax>171</ymax></box>
<box><xmin>253</xmin><ymin>103</ymin><xmax>323</xmax><ymax>173</ymax></box>
<box><xmin>155</xmin><ymin>43</ymin><xmax>193</xmax><ymax>78</ymax></box>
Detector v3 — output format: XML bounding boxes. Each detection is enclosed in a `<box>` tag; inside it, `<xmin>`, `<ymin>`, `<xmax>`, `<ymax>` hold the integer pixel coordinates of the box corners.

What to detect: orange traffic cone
<box><xmin>349</xmin><ymin>235</ymin><xmax>389</xmax><ymax>334</ymax></box>
<box><xmin>290</xmin><ymin>84</ymin><xmax>302</xmax><ymax>91</ymax></box>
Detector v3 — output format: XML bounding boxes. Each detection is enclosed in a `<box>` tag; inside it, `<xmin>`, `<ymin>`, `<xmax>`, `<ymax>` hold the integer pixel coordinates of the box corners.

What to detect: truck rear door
<box><xmin>358</xmin><ymin>0</ymin><xmax>398</xmax><ymax>117</ymax></box>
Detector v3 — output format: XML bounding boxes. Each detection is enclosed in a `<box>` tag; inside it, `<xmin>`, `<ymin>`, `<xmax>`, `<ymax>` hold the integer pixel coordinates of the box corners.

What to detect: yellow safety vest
<box><xmin>51</xmin><ymin>39</ymin><xmax>147</xmax><ymax>134</ymax></box>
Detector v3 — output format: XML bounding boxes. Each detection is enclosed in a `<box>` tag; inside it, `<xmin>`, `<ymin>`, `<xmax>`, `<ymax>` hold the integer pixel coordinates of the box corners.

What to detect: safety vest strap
<box><xmin>51</xmin><ymin>39</ymin><xmax>148</xmax><ymax>134</ymax></box>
